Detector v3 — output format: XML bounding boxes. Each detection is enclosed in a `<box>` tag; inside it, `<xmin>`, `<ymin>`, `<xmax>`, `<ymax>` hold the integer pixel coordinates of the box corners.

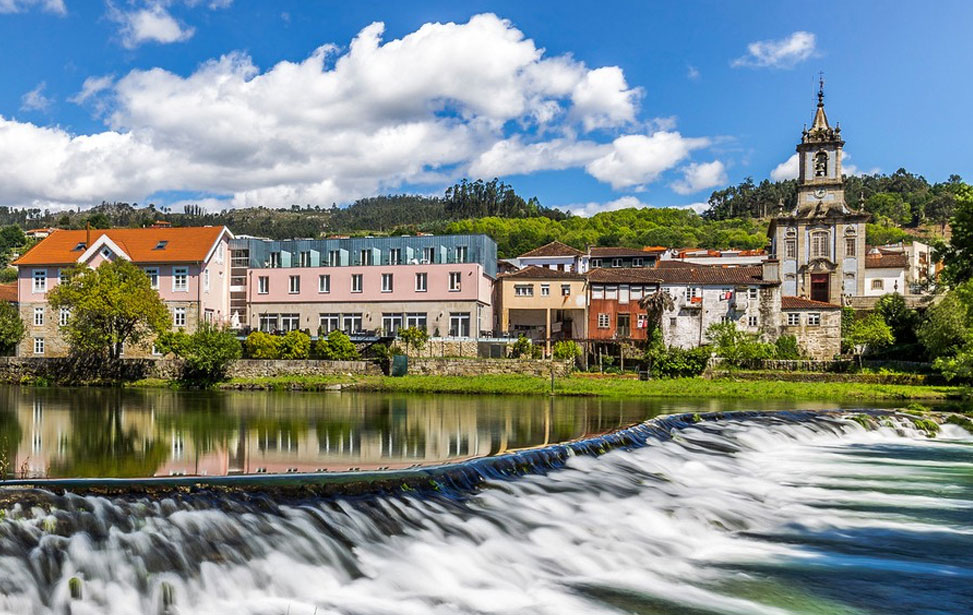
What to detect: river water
<box><xmin>0</xmin><ymin>389</ymin><xmax>970</xmax><ymax>614</ymax></box>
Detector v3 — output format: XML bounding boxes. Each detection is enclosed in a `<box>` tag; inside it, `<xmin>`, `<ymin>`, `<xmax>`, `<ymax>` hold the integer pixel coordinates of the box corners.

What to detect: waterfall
<box><xmin>0</xmin><ymin>411</ymin><xmax>970</xmax><ymax>614</ymax></box>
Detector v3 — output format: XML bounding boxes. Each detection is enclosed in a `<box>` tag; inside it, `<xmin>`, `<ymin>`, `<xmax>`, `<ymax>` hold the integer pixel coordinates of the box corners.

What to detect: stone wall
<box><xmin>407</xmin><ymin>339</ymin><xmax>517</xmax><ymax>359</ymax></box>
<box><xmin>228</xmin><ymin>359</ymin><xmax>382</xmax><ymax>378</ymax></box>
<box><xmin>407</xmin><ymin>358</ymin><xmax>572</xmax><ymax>377</ymax></box>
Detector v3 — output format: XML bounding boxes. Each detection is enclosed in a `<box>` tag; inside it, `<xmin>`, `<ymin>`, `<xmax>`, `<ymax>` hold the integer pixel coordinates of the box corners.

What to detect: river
<box><xmin>0</xmin><ymin>388</ymin><xmax>970</xmax><ymax>614</ymax></box>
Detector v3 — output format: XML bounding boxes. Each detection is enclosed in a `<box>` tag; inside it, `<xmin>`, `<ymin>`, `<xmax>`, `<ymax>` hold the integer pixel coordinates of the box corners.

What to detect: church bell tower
<box><xmin>795</xmin><ymin>77</ymin><xmax>848</xmax><ymax>216</ymax></box>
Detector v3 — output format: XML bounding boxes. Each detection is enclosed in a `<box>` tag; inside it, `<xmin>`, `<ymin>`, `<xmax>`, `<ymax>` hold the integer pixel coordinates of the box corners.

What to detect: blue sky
<box><xmin>1</xmin><ymin>1</ymin><xmax>971</xmax><ymax>215</ymax></box>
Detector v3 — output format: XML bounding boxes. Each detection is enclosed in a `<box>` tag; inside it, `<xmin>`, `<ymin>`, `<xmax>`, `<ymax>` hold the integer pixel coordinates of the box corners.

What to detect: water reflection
<box><xmin>0</xmin><ymin>386</ymin><xmax>901</xmax><ymax>480</ymax></box>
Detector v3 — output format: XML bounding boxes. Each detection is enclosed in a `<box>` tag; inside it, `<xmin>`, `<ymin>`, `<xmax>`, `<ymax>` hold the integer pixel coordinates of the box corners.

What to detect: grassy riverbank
<box><xmin>211</xmin><ymin>373</ymin><xmax>961</xmax><ymax>401</ymax></box>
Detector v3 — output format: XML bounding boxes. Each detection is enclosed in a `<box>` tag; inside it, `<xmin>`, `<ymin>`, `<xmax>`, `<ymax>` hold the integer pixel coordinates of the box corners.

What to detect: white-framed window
<box><xmin>748</xmin><ymin>287</ymin><xmax>758</xmax><ymax>299</ymax></box>
<box><xmin>203</xmin><ymin>269</ymin><xmax>210</xmax><ymax>293</ymax></box>
<box><xmin>33</xmin><ymin>307</ymin><xmax>44</xmax><ymax>326</ymax></box>
<box><xmin>319</xmin><ymin>313</ymin><xmax>340</xmax><ymax>333</ymax></box>
<box><xmin>269</xmin><ymin>252</ymin><xmax>282</xmax><ymax>268</ymax></box>
<box><xmin>32</xmin><ymin>269</ymin><xmax>47</xmax><ymax>293</ymax></box>
<box><xmin>514</xmin><ymin>284</ymin><xmax>533</xmax><ymax>297</ymax></box>
<box><xmin>359</xmin><ymin>249</ymin><xmax>373</xmax><ymax>266</ymax></box>
<box><xmin>415</xmin><ymin>272</ymin><xmax>427</xmax><ymax>292</ymax></box>
<box><xmin>591</xmin><ymin>259</ymin><xmax>603</xmax><ymax>268</ymax></box>
<box><xmin>58</xmin><ymin>269</ymin><xmax>69</xmax><ymax>285</ymax></box>
<box><xmin>152</xmin><ymin>343</ymin><xmax>163</xmax><ymax>357</ymax></box>
<box><xmin>257</xmin><ymin>276</ymin><xmax>269</xmax><ymax>294</ymax></box>
<box><xmin>785</xmin><ymin>240</ymin><xmax>797</xmax><ymax>259</ymax></box>
<box><xmin>381</xmin><ymin>273</ymin><xmax>393</xmax><ymax>293</ymax></box>
<box><xmin>259</xmin><ymin>314</ymin><xmax>278</xmax><ymax>332</ymax></box>
<box><xmin>540</xmin><ymin>284</ymin><xmax>550</xmax><ymax>296</ymax></box>
<box><xmin>172</xmin><ymin>267</ymin><xmax>189</xmax><ymax>292</ymax></box>
<box><xmin>597</xmin><ymin>313</ymin><xmax>610</xmax><ymax>328</ymax></box>
<box><xmin>685</xmin><ymin>287</ymin><xmax>700</xmax><ymax>300</ymax></box>
<box><xmin>810</xmin><ymin>231</ymin><xmax>829</xmax><ymax>259</ymax></box>
<box><xmin>591</xmin><ymin>284</ymin><xmax>604</xmax><ymax>300</ymax></box>
<box><xmin>406</xmin><ymin>312</ymin><xmax>427</xmax><ymax>330</ymax></box>
<box><xmin>807</xmin><ymin>313</ymin><xmax>821</xmax><ymax>326</ymax></box>
<box><xmin>59</xmin><ymin>307</ymin><xmax>69</xmax><ymax>327</ymax></box>
<box><xmin>342</xmin><ymin>313</ymin><xmax>362</xmax><ymax>334</ymax></box>
<box><xmin>448</xmin><ymin>312</ymin><xmax>471</xmax><ymax>337</ymax></box>
<box><xmin>300</xmin><ymin>251</ymin><xmax>312</xmax><ymax>267</ymax></box>
<box><xmin>720</xmin><ymin>315</ymin><xmax>733</xmax><ymax>324</ymax></box>
<box><xmin>871</xmin><ymin>279</ymin><xmax>884</xmax><ymax>290</ymax></box>
<box><xmin>173</xmin><ymin>307</ymin><xmax>186</xmax><ymax>327</ymax></box>
<box><xmin>351</xmin><ymin>274</ymin><xmax>363</xmax><ymax>293</ymax></box>
<box><xmin>422</xmin><ymin>247</ymin><xmax>435</xmax><ymax>264</ymax></box>
<box><xmin>561</xmin><ymin>284</ymin><xmax>571</xmax><ymax>296</ymax></box>
<box><xmin>280</xmin><ymin>314</ymin><xmax>300</xmax><ymax>331</ymax></box>
<box><xmin>612</xmin><ymin>258</ymin><xmax>622</xmax><ymax>268</ymax></box>
<box><xmin>33</xmin><ymin>338</ymin><xmax>44</xmax><ymax>355</ymax></box>
<box><xmin>318</xmin><ymin>274</ymin><xmax>330</xmax><ymax>293</ymax></box>
<box><xmin>389</xmin><ymin>248</ymin><xmax>402</xmax><ymax>265</ymax></box>
<box><xmin>382</xmin><ymin>313</ymin><xmax>403</xmax><ymax>335</ymax></box>
<box><xmin>787</xmin><ymin>312</ymin><xmax>800</xmax><ymax>326</ymax></box>
<box><xmin>100</xmin><ymin>247</ymin><xmax>112</xmax><ymax>260</ymax></box>
<box><xmin>328</xmin><ymin>250</ymin><xmax>340</xmax><ymax>267</ymax></box>
<box><xmin>448</xmin><ymin>271</ymin><xmax>462</xmax><ymax>292</ymax></box>
<box><xmin>455</xmin><ymin>246</ymin><xmax>468</xmax><ymax>263</ymax></box>
<box><xmin>606</xmin><ymin>285</ymin><xmax>618</xmax><ymax>300</ymax></box>
<box><xmin>289</xmin><ymin>275</ymin><xmax>301</xmax><ymax>294</ymax></box>
<box><xmin>748</xmin><ymin>316</ymin><xmax>758</xmax><ymax>327</ymax></box>
<box><xmin>204</xmin><ymin>309</ymin><xmax>214</xmax><ymax>323</ymax></box>
<box><xmin>633</xmin><ymin>258</ymin><xmax>644</xmax><ymax>267</ymax></box>
<box><xmin>144</xmin><ymin>267</ymin><xmax>159</xmax><ymax>289</ymax></box>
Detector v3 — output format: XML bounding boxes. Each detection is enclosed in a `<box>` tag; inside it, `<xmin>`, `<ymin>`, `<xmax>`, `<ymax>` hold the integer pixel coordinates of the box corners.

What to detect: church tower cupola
<box><xmin>794</xmin><ymin>75</ymin><xmax>850</xmax><ymax>217</ymax></box>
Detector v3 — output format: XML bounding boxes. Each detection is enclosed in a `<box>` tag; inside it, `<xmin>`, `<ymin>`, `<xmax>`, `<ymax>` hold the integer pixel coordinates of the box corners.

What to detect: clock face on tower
<box><xmin>813</xmin><ymin>188</ymin><xmax>826</xmax><ymax>199</ymax></box>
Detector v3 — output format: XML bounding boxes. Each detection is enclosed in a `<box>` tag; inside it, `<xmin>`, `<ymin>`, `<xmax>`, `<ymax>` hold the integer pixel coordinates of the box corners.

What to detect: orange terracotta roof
<box><xmin>781</xmin><ymin>296</ymin><xmax>841</xmax><ymax>310</ymax></box>
<box><xmin>0</xmin><ymin>283</ymin><xmax>16</xmax><ymax>303</ymax></box>
<box><xmin>13</xmin><ymin>226</ymin><xmax>229</xmax><ymax>266</ymax></box>
<box><xmin>865</xmin><ymin>253</ymin><xmax>908</xmax><ymax>269</ymax></box>
<box><xmin>588</xmin><ymin>265</ymin><xmax>776</xmax><ymax>286</ymax></box>
<box><xmin>518</xmin><ymin>241</ymin><xmax>583</xmax><ymax>258</ymax></box>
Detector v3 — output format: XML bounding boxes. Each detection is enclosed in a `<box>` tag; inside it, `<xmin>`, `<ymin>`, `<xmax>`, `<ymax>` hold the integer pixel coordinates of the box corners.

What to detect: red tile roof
<box><xmin>589</xmin><ymin>246</ymin><xmax>650</xmax><ymax>258</ymax></box>
<box><xmin>0</xmin><ymin>283</ymin><xmax>16</xmax><ymax>303</ymax></box>
<box><xmin>13</xmin><ymin>226</ymin><xmax>230</xmax><ymax>266</ymax></box>
<box><xmin>781</xmin><ymin>296</ymin><xmax>841</xmax><ymax>310</ymax></box>
<box><xmin>518</xmin><ymin>241</ymin><xmax>583</xmax><ymax>258</ymax></box>
<box><xmin>865</xmin><ymin>253</ymin><xmax>908</xmax><ymax>269</ymax></box>
<box><xmin>588</xmin><ymin>265</ymin><xmax>776</xmax><ymax>286</ymax></box>
<box><xmin>500</xmin><ymin>265</ymin><xmax>586</xmax><ymax>280</ymax></box>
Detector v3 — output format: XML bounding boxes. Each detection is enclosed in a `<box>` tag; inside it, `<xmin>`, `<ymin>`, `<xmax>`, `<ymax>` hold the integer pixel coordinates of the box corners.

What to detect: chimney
<box><xmin>761</xmin><ymin>258</ymin><xmax>779</xmax><ymax>283</ymax></box>
<box><xmin>85</xmin><ymin>222</ymin><xmax>91</xmax><ymax>248</ymax></box>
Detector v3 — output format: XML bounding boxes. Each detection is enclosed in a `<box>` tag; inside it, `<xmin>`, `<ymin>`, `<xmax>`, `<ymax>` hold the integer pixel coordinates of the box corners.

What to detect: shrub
<box><xmin>0</xmin><ymin>301</ymin><xmax>24</xmax><ymax>356</ymax></box>
<box><xmin>279</xmin><ymin>330</ymin><xmax>311</xmax><ymax>359</ymax></box>
<box><xmin>244</xmin><ymin>331</ymin><xmax>281</xmax><ymax>359</ymax></box>
<box><xmin>648</xmin><ymin>345</ymin><xmax>711</xmax><ymax>378</ymax></box>
<box><xmin>706</xmin><ymin>321</ymin><xmax>775</xmax><ymax>365</ymax></box>
<box><xmin>315</xmin><ymin>330</ymin><xmax>360</xmax><ymax>361</ymax></box>
<box><xmin>398</xmin><ymin>326</ymin><xmax>429</xmax><ymax>354</ymax></box>
<box><xmin>774</xmin><ymin>335</ymin><xmax>803</xmax><ymax>360</ymax></box>
<box><xmin>509</xmin><ymin>334</ymin><xmax>542</xmax><ymax>359</ymax></box>
<box><xmin>157</xmin><ymin>324</ymin><xmax>242</xmax><ymax>387</ymax></box>
<box><xmin>552</xmin><ymin>340</ymin><xmax>583</xmax><ymax>362</ymax></box>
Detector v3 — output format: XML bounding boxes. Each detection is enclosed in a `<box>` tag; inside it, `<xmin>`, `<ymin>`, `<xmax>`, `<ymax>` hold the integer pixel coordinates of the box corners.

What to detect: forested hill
<box><xmin>704</xmin><ymin>168</ymin><xmax>962</xmax><ymax>232</ymax></box>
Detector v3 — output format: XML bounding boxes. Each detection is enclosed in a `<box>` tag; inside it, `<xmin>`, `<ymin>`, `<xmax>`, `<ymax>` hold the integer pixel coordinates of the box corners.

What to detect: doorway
<box><xmin>810</xmin><ymin>274</ymin><xmax>829</xmax><ymax>303</ymax></box>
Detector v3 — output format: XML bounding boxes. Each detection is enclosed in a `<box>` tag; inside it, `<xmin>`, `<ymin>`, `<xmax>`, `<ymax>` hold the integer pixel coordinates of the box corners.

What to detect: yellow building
<box><xmin>497</xmin><ymin>266</ymin><xmax>587</xmax><ymax>355</ymax></box>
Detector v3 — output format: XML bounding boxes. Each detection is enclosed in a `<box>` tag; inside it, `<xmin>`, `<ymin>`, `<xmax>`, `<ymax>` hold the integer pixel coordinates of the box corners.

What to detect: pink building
<box><xmin>14</xmin><ymin>226</ymin><xmax>233</xmax><ymax>357</ymax></box>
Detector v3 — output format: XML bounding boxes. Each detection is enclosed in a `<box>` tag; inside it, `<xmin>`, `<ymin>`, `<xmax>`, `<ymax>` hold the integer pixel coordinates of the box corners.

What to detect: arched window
<box><xmin>814</xmin><ymin>151</ymin><xmax>828</xmax><ymax>177</ymax></box>
<box><xmin>810</xmin><ymin>230</ymin><xmax>830</xmax><ymax>258</ymax></box>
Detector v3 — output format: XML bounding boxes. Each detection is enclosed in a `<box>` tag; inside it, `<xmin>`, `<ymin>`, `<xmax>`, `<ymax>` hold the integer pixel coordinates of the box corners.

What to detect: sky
<box><xmin>1</xmin><ymin>1</ymin><xmax>972</xmax><ymax>217</ymax></box>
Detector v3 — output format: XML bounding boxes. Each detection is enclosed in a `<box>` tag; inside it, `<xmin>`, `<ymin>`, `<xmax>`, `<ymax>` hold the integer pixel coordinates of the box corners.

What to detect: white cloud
<box><xmin>687</xmin><ymin>65</ymin><xmax>700</xmax><ymax>81</ymax></box>
<box><xmin>770</xmin><ymin>153</ymin><xmax>799</xmax><ymax>181</ymax></box>
<box><xmin>0</xmin><ymin>0</ymin><xmax>65</xmax><ymax>14</ymax></box>
<box><xmin>110</xmin><ymin>3</ymin><xmax>195</xmax><ymax>49</ymax></box>
<box><xmin>670</xmin><ymin>160</ymin><xmax>726</xmax><ymax>194</ymax></box>
<box><xmin>69</xmin><ymin>75</ymin><xmax>114</xmax><ymax>104</ymax></box>
<box><xmin>0</xmin><ymin>14</ymin><xmax>674</xmax><ymax>209</ymax></box>
<box><xmin>20</xmin><ymin>82</ymin><xmax>52</xmax><ymax>112</ymax></box>
<box><xmin>732</xmin><ymin>31</ymin><xmax>816</xmax><ymax>69</ymax></box>
<box><xmin>674</xmin><ymin>201</ymin><xmax>709</xmax><ymax>214</ymax></box>
<box><xmin>564</xmin><ymin>195</ymin><xmax>647</xmax><ymax>217</ymax></box>
<box><xmin>585</xmin><ymin>132</ymin><xmax>709</xmax><ymax>190</ymax></box>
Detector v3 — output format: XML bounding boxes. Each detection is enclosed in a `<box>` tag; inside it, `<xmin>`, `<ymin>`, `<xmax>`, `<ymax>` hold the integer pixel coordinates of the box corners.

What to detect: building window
<box><xmin>382</xmin><ymin>313</ymin><xmax>403</xmax><ymax>335</ymax></box>
<box><xmin>748</xmin><ymin>316</ymin><xmax>758</xmax><ymax>327</ymax></box>
<box><xmin>406</xmin><ymin>312</ymin><xmax>427</xmax><ymax>330</ymax></box>
<box><xmin>592</xmin><ymin>259</ymin><xmax>602</xmax><ymax>268</ymax></box>
<box><xmin>389</xmin><ymin>248</ymin><xmax>402</xmax><ymax>265</ymax></box>
<box><xmin>280</xmin><ymin>314</ymin><xmax>300</xmax><ymax>331</ymax></box>
<box><xmin>784</xmin><ymin>240</ymin><xmax>797</xmax><ymax>259</ymax></box>
<box><xmin>173</xmin><ymin>307</ymin><xmax>187</xmax><ymax>327</ymax></box>
<box><xmin>360</xmin><ymin>249</ymin><xmax>373</xmax><ymax>266</ymax></box>
<box><xmin>319</xmin><ymin>313</ymin><xmax>340</xmax><ymax>333</ymax></box>
<box><xmin>257</xmin><ymin>276</ymin><xmax>269</xmax><ymax>294</ymax></box>
<box><xmin>381</xmin><ymin>273</ymin><xmax>393</xmax><ymax>293</ymax></box>
<box><xmin>269</xmin><ymin>252</ymin><xmax>281</xmax><ymax>268</ymax></box>
<box><xmin>449</xmin><ymin>312</ymin><xmax>471</xmax><ymax>337</ymax></box>
<box><xmin>591</xmin><ymin>284</ymin><xmax>604</xmax><ymax>300</ymax></box>
<box><xmin>514</xmin><ymin>284</ymin><xmax>533</xmax><ymax>297</ymax></box>
<box><xmin>33</xmin><ymin>338</ymin><xmax>44</xmax><ymax>355</ymax></box>
<box><xmin>633</xmin><ymin>258</ymin><xmax>644</xmax><ymax>267</ymax></box>
<box><xmin>100</xmin><ymin>247</ymin><xmax>112</xmax><ymax>259</ymax></box>
<box><xmin>561</xmin><ymin>284</ymin><xmax>571</xmax><ymax>296</ymax></box>
<box><xmin>152</xmin><ymin>344</ymin><xmax>162</xmax><ymax>357</ymax></box>
<box><xmin>259</xmin><ymin>314</ymin><xmax>278</xmax><ymax>332</ymax></box>
<box><xmin>422</xmin><ymin>246</ymin><xmax>436</xmax><ymax>264</ymax></box>
<box><xmin>449</xmin><ymin>271</ymin><xmax>462</xmax><ymax>291</ymax></box>
<box><xmin>289</xmin><ymin>275</ymin><xmax>301</xmax><ymax>294</ymax></box>
<box><xmin>685</xmin><ymin>287</ymin><xmax>700</xmax><ymax>300</ymax></box>
<box><xmin>203</xmin><ymin>269</ymin><xmax>210</xmax><ymax>293</ymax></box>
<box><xmin>637</xmin><ymin>314</ymin><xmax>648</xmax><ymax>329</ymax></box>
<box><xmin>597</xmin><ymin>313</ymin><xmax>610</xmax><ymax>328</ymax></box>
<box><xmin>606</xmin><ymin>285</ymin><xmax>618</xmax><ymax>300</ymax></box>
<box><xmin>351</xmin><ymin>274</ymin><xmax>363</xmax><ymax>293</ymax></box>
<box><xmin>871</xmin><ymin>279</ymin><xmax>884</xmax><ymax>290</ymax></box>
<box><xmin>317</xmin><ymin>274</ymin><xmax>330</xmax><ymax>293</ymax></box>
<box><xmin>669</xmin><ymin>317</ymin><xmax>677</xmax><ymax>327</ymax></box>
<box><xmin>59</xmin><ymin>308</ymin><xmax>69</xmax><ymax>327</ymax></box>
<box><xmin>415</xmin><ymin>272</ymin><xmax>427</xmax><ymax>292</ymax></box>
<box><xmin>328</xmin><ymin>250</ymin><xmax>340</xmax><ymax>267</ymax></box>
<box><xmin>808</xmin><ymin>313</ymin><xmax>821</xmax><ymax>326</ymax></box>
<box><xmin>300</xmin><ymin>251</ymin><xmax>312</xmax><ymax>267</ymax></box>
<box><xmin>33</xmin><ymin>307</ymin><xmax>44</xmax><ymax>326</ymax></box>
<box><xmin>747</xmin><ymin>287</ymin><xmax>758</xmax><ymax>300</ymax></box>
<box><xmin>144</xmin><ymin>267</ymin><xmax>159</xmax><ymax>289</ymax></box>
<box><xmin>845</xmin><ymin>237</ymin><xmax>856</xmax><ymax>256</ymax></box>
<box><xmin>173</xmin><ymin>267</ymin><xmax>188</xmax><ymax>292</ymax></box>
<box><xmin>32</xmin><ymin>269</ymin><xmax>46</xmax><ymax>293</ymax></box>
<box><xmin>204</xmin><ymin>309</ymin><xmax>214</xmax><ymax>323</ymax></box>
<box><xmin>455</xmin><ymin>246</ymin><xmax>468</xmax><ymax>263</ymax></box>
<box><xmin>612</xmin><ymin>258</ymin><xmax>622</xmax><ymax>268</ymax></box>
<box><xmin>787</xmin><ymin>313</ymin><xmax>800</xmax><ymax>326</ymax></box>
<box><xmin>59</xmin><ymin>269</ymin><xmax>70</xmax><ymax>285</ymax></box>
<box><xmin>342</xmin><ymin>314</ymin><xmax>362</xmax><ymax>334</ymax></box>
<box><xmin>810</xmin><ymin>231</ymin><xmax>829</xmax><ymax>259</ymax></box>
<box><xmin>814</xmin><ymin>151</ymin><xmax>828</xmax><ymax>177</ymax></box>
<box><xmin>540</xmin><ymin>284</ymin><xmax>550</xmax><ymax>296</ymax></box>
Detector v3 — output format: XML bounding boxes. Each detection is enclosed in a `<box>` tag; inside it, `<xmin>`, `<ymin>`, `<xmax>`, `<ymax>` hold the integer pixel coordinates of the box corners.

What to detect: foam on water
<box><xmin>0</xmin><ymin>412</ymin><xmax>970</xmax><ymax>615</ymax></box>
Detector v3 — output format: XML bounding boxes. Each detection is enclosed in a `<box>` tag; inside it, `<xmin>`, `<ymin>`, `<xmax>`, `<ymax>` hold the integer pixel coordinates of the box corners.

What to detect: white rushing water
<box><xmin>0</xmin><ymin>412</ymin><xmax>970</xmax><ymax>615</ymax></box>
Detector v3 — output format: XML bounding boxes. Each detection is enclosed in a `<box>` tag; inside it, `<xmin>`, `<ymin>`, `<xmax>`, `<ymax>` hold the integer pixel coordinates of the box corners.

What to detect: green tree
<box><xmin>706</xmin><ymin>321</ymin><xmax>775</xmax><ymax>365</ymax></box>
<box><xmin>509</xmin><ymin>335</ymin><xmax>541</xmax><ymax>359</ymax></box>
<box><xmin>917</xmin><ymin>283</ymin><xmax>973</xmax><ymax>360</ymax></box>
<box><xmin>157</xmin><ymin>323</ymin><xmax>242</xmax><ymax>387</ymax></box>
<box><xmin>0</xmin><ymin>302</ymin><xmax>24</xmax><ymax>356</ymax></box>
<box><xmin>551</xmin><ymin>340</ymin><xmax>583</xmax><ymax>362</ymax></box>
<box><xmin>315</xmin><ymin>330</ymin><xmax>360</xmax><ymax>360</ymax></box>
<box><xmin>279</xmin><ymin>330</ymin><xmax>311</xmax><ymax>359</ymax></box>
<box><xmin>940</xmin><ymin>184</ymin><xmax>973</xmax><ymax>284</ymax></box>
<box><xmin>398</xmin><ymin>326</ymin><xmax>429</xmax><ymax>354</ymax></box>
<box><xmin>48</xmin><ymin>260</ymin><xmax>170</xmax><ymax>360</ymax></box>
<box><xmin>846</xmin><ymin>313</ymin><xmax>894</xmax><ymax>364</ymax></box>
<box><xmin>875</xmin><ymin>293</ymin><xmax>920</xmax><ymax>347</ymax></box>
<box><xmin>243</xmin><ymin>331</ymin><xmax>281</xmax><ymax>359</ymax></box>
